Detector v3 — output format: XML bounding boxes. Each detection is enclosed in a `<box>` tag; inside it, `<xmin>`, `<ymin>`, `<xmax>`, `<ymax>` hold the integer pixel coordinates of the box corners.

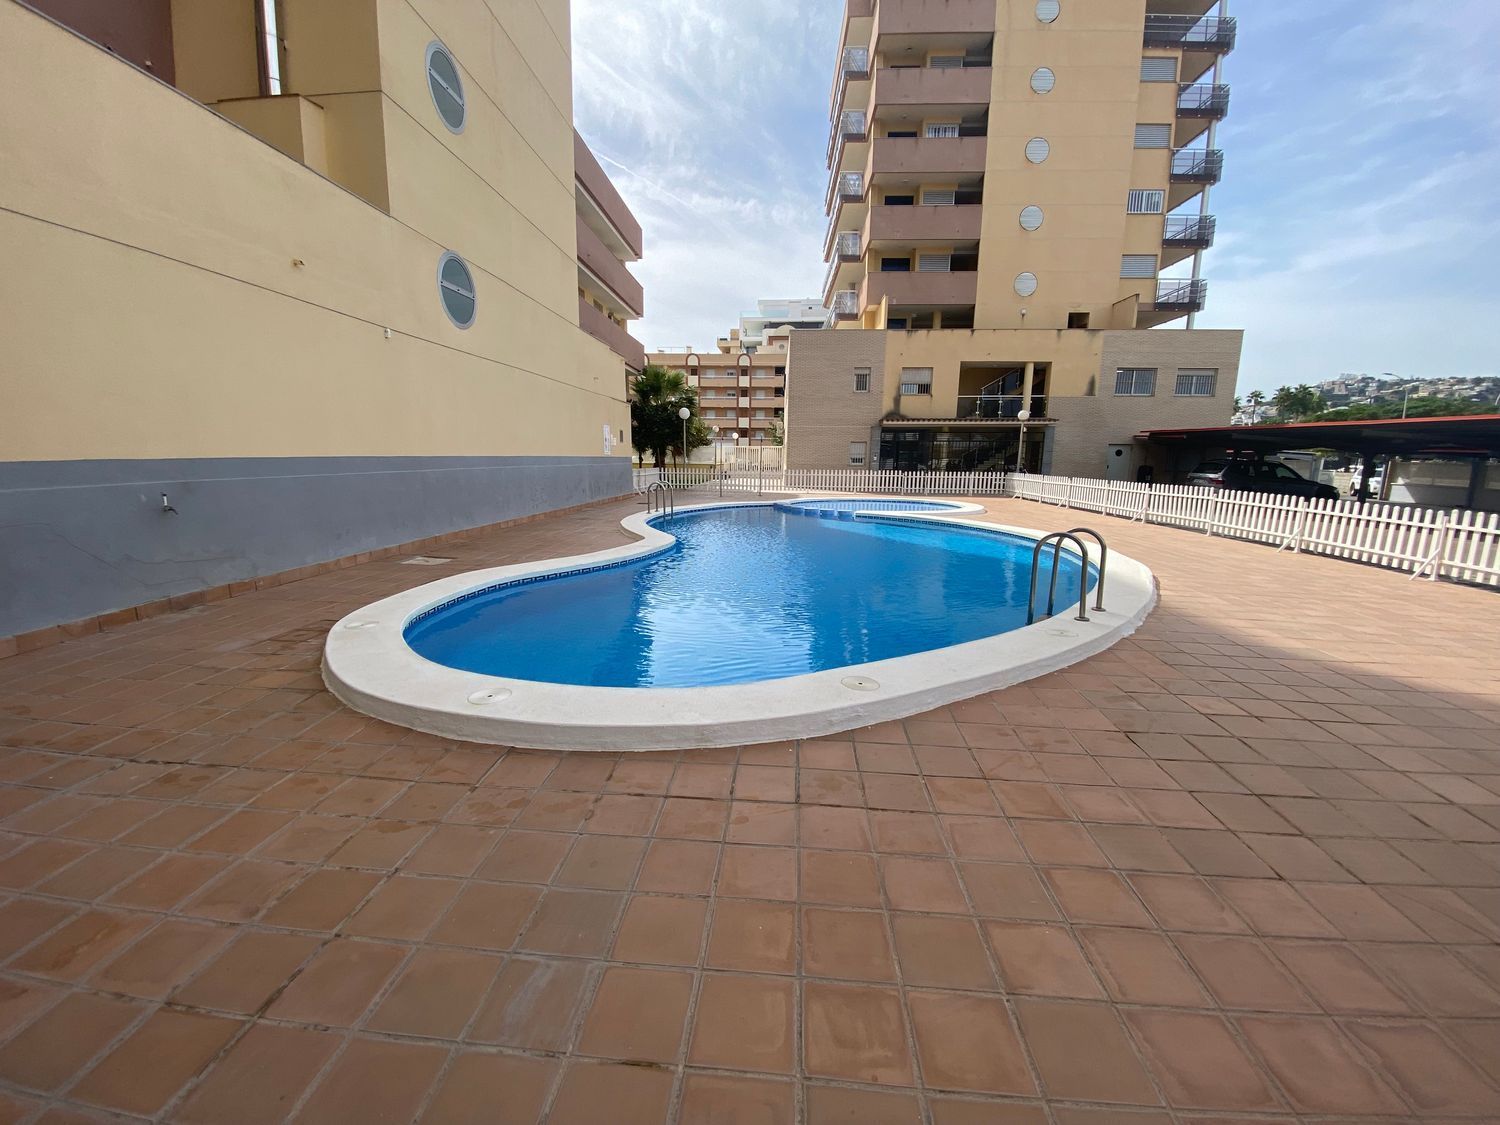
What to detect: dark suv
<box><xmin>1186</xmin><ymin>459</ymin><xmax>1340</xmax><ymax>500</ymax></box>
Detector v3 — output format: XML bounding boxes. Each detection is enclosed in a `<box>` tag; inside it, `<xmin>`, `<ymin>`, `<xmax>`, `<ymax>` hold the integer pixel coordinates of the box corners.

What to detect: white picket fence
<box><xmin>631</xmin><ymin>467</ymin><xmax>1500</xmax><ymax>588</ymax></box>
<box><xmin>1007</xmin><ymin>473</ymin><xmax>1500</xmax><ymax>588</ymax></box>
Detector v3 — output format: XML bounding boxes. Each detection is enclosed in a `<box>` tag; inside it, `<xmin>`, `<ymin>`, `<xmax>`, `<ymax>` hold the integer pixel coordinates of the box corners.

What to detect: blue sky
<box><xmin>571</xmin><ymin>0</ymin><xmax>1500</xmax><ymax>394</ymax></box>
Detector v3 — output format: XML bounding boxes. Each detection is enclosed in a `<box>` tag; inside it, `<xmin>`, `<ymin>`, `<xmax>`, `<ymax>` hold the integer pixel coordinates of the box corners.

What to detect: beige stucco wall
<box><xmin>0</xmin><ymin>0</ymin><xmax>629</xmax><ymax>462</ymax></box>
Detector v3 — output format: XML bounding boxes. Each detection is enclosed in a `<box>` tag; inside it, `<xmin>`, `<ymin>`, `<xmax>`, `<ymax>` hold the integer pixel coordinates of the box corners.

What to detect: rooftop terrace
<box><xmin>1</xmin><ymin>496</ymin><xmax>1498</xmax><ymax>1121</ymax></box>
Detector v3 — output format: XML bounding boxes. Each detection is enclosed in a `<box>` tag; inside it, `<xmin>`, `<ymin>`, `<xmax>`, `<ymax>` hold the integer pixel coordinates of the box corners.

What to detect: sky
<box><xmin>570</xmin><ymin>0</ymin><xmax>1500</xmax><ymax>394</ymax></box>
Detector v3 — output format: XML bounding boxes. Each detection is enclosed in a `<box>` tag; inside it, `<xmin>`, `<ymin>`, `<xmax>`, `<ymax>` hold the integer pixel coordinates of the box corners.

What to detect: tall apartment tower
<box><xmin>791</xmin><ymin>0</ymin><xmax>1244</xmax><ymax>479</ymax></box>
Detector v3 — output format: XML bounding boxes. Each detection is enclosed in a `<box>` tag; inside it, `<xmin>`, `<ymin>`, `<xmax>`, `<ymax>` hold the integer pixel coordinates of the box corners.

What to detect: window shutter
<box><xmin>1134</xmin><ymin>124</ymin><xmax>1171</xmax><ymax>148</ymax></box>
<box><xmin>929</xmin><ymin>55</ymin><xmax>963</xmax><ymax>69</ymax></box>
<box><xmin>848</xmin><ymin>442</ymin><xmax>867</xmax><ymax>465</ymax></box>
<box><xmin>1140</xmin><ymin>57</ymin><xmax>1178</xmax><ymax>82</ymax></box>
<box><xmin>1126</xmin><ymin>189</ymin><xmax>1165</xmax><ymax>213</ymax></box>
<box><xmin>1120</xmin><ymin>254</ymin><xmax>1158</xmax><ymax>278</ymax></box>
<box><xmin>918</xmin><ymin>253</ymin><xmax>952</xmax><ymax>272</ymax></box>
<box><xmin>925</xmin><ymin>123</ymin><xmax>960</xmax><ymax>138</ymax></box>
<box><xmin>920</xmin><ymin>188</ymin><xmax>956</xmax><ymax>206</ymax></box>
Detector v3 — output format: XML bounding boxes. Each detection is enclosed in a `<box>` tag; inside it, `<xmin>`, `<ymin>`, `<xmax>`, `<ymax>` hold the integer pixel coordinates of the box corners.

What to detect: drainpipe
<box><xmin>1185</xmin><ymin>0</ymin><xmax>1224</xmax><ymax>330</ymax></box>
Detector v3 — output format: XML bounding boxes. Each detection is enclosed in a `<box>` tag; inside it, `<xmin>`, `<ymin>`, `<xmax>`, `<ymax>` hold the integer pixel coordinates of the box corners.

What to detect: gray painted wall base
<box><xmin>0</xmin><ymin>456</ymin><xmax>631</xmax><ymax>638</ymax></box>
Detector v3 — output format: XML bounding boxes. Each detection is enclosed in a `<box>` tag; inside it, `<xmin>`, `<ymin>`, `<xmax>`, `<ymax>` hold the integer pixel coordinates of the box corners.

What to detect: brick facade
<box><xmin>785</xmin><ymin>330</ymin><xmax>888</xmax><ymax>469</ymax></box>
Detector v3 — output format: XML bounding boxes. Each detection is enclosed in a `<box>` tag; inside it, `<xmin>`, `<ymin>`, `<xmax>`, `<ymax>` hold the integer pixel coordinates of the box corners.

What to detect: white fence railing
<box><xmin>1007</xmin><ymin>473</ymin><xmax>1500</xmax><ymax>588</ymax></box>
<box><xmin>630</xmin><ymin>467</ymin><xmax>1500</xmax><ymax>588</ymax></box>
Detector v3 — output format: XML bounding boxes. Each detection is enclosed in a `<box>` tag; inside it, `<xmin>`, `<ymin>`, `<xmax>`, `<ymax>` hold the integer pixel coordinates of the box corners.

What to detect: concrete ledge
<box><xmin>323</xmin><ymin>499</ymin><xmax>1158</xmax><ymax>751</ymax></box>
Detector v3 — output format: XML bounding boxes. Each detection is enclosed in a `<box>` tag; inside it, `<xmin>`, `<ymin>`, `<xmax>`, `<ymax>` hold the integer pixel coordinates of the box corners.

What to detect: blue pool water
<box><xmin>404</xmin><ymin>505</ymin><xmax>1092</xmax><ymax>688</ymax></box>
<box><xmin>777</xmin><ymin>498</ymin><xmax>964</xmax><ymax>516</ymax></box>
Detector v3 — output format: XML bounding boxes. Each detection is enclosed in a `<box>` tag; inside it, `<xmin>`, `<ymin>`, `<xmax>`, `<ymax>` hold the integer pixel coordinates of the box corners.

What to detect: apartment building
<box><xmin>718</xmin><ymin>299</ymin><xmax>831</xmax><ymax>353</ymax></box>
<box><xmin>648</xmin><ymin>348</ymin><xmax>789</xmax><ymax>450</ymax></box>
<box><xmin>0</xmin><ymin>0</ymin><xmax>642</xmax><ymax>639</ymax></box>
<box><xmin>791</xmin><ymin>0</ymin><xmax>1243</xmax><ymax>478</ymax></box>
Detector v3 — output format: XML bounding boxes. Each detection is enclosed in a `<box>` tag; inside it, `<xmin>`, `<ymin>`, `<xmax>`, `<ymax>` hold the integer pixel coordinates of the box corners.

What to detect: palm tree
<box><xmin>1246</xmin><ymin>389</ymin><xmax>1267</xmax><ymax>422</ymax></box>
<box><xmin>630</xmin><ymin>365</ymin><xmax>698</xmax><ymax>469</ymax></box>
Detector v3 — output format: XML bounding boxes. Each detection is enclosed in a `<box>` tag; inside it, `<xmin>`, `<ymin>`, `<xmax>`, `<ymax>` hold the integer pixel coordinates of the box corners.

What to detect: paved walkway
<box><xmin>2</xmin><ymin>495</ymin><xmax>1499</xmax><ymax>1123</ymax></box>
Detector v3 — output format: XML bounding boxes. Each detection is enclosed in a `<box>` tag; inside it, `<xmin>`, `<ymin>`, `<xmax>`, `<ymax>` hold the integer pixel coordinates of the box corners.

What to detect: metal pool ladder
<box><xmin>645</xmin><ymin>481</ymin><xmax>675</xmax><ymax>518</ymax></box>
<box><xmin>1026</xmin><ymin>527</ymin><xmax>1108</xmax><ymax>624</ymax></box>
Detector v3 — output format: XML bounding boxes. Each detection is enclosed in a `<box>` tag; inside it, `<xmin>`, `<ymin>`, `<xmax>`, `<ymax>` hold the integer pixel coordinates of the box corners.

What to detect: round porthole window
<box><xmin>1019</xmin><ymin>205</ymin><xmax>1044</xmax><ymax>231</ymax></box>
<box><xmin>1036</xmin><ymin>0</ymin><xmax>1061</xmax><ymax>23</ymax></box>
<box><xmin>1015</xmin><ymin>272</ymin><xmax>1039</xmax><ymax>297</ymax></box>
<box><xmin>1031</xmin><ymin>67</ymin><xmax>1056</xmax><ymax>94</ymax></box>
<box><xmin>1025</xmin><ymin>137</ymin><xmax>1050</xmax><ymax>164</ymax></box>
<box><xmin>437</xmin><ymin>251</ymin><xmax>476</xmax><ymax>329</ymax></box>
<box><xmin>425</xmin><ymin>41</ymin><xmax>466</xmax><ymax>134</ymax></box>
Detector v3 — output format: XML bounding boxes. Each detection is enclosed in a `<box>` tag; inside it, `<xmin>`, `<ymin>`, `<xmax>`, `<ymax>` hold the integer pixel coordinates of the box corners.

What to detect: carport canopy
<box><xmin>1140</xmin><ymin>415</ymin><xmax>1500</xmax><ymax>460</ymax></box>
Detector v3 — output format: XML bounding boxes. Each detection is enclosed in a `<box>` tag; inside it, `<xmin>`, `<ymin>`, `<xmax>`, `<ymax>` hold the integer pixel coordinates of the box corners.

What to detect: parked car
<box><xmin>1186</xmin><ymin>458</ymin><xmax>1341</xmax><ymax>500</ymax></box>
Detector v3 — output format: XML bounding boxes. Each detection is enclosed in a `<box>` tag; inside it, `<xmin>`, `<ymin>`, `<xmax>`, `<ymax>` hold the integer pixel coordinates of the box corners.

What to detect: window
<box><xmin>774</xmin><ymin>366</ymin><xmax>785</xmax><ymax>375</ymax></box>
<box><xmin>1031</xmin><ymin>67</ymin><xmax>1056</xmax><ymax>94</ymax></box>
<box><xmin>900</xmin><ymin>368</ymin><xmax>933</xmax><ymax>395</ymax></box>
<box><xmin>918</xmin><ymin>253</ymin><xmax>952</xmax><ymax>272</ymax></box>
<box><xmin>1019</xmin><ymin>205</ymin><xmax>1044</xmax><ymax>231</ymax></box>
<box><xmin>1025</xmin><ymin>137</ymin><xmax>1051</xmax><ymax>163</ymax></box>
<box><xmin>1127</xmin><ymin>189</ymin><xmax>1166</xmax><ymax>214</ymax></box>
<box><xmin>1014</xmin><ymin>272</ymin><xmax>1038</xmax><ymax>297</ymax></box>
<box><xmin>854</xmin><ymin>368</ymin><xmax>871</xmax><ymax>392</ymax></box>
<box><xmin>880</xmin><ymin>257</ymin><xmax>912</xmax><ymax>272</ymax></box>
<box><xmin>425</xmin><ymin>42</ymin><xmax>466</xmax><ymax>133</ymax></box>
<box><xmin>1120</xmin><ymin>254</ymin><xmax>1158</xmax><ymax>278</ymax></box>
<box><xmin>1036</xmin><ymin>0</ymin><xmax>1060</xmax><ymax>22</ymax></box>
<box><xmin>1068</xmin><ymin>312</ymin><xmax>1090</xmax><ymax>329</ymax></box>
<box><xmin>1140</xmin><ymin>56</ymin><xmax>1178</xmax><ymax>82</ymax></box>
<box><xmin>925</xmin><ymin>123</ymin><xmax>960</xmax><ymax>138</ymax></box>
<box><xmin>884</xmin><ymin>194</ymin><xmax>915</xmax><ymax>206</ymax></box>
<box><xmin>257</xmin><ymin>0</ymin><xmax>285</xmax><ymax>95</ymax></box>
<box><xmin>1114</xmin><ymin>368</ymin><xmax>1157</xmax><ymax>396</ymax></box>
<box><xmin>849</xmin><ymin>442</ymin><xmax>867</xmax><ymax>466</ymax></box>
<box><xmin>886</xmin><ymin>317</ymin><xmax>908</xmax><ymax>330</ymax></box>
<box><xmin>887</xmin><ymin>129</ymin><xmax>918</xmax><ymax>139</ymax></box>
<box><xmin>1134</xmin><ymin>124</ymin><xmax>1172</xmax><ymax>149</ymax></box>
<box><xmin>920</xmin><ymin>188</ymin><xmax>956</xmax><ymax>206</ymax></box>
<box><xmin>436</xmin><ymin>251</ymin><xmax>476</xmax><ymax>328</ymax></box>
<box><xmin>1175</xmin><ymin>369</ymin><xmax>1218</xmax><ymax>396</ymax></box>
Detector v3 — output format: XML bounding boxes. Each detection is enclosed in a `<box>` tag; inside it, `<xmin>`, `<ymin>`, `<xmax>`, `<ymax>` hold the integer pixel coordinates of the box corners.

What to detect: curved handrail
<box><xmin>1027</xmin><ymin>532</ymin><xmax>1090</xmax><ymax>625</ymax></box>
<box><xmin>644</xmin><ymin>481</ymin><xmax>674</xmax><ymax>518</ymax></box>
<box><xmin>1066</xmin><ymin>526</ymin><xmax>1108</xmax><ymax>612</ymax></box>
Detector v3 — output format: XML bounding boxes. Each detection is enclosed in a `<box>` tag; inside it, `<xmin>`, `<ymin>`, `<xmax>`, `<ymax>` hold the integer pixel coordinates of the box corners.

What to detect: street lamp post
<box><xmin>678</xmin><ymin>406</ymin><xmax>691</xmax><ymax>481</ymax></box>
<box><xmin>1016</xmin><ymin>409</ymin><xmax>1032</xmax><ymax>474</ymax></box>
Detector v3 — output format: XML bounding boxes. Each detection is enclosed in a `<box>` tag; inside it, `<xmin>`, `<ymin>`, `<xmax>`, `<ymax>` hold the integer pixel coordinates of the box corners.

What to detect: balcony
<box><xmin>826</xmin><ymin>109</ymin><xmax>868</xmax><ymax>166</ymax></box>
<box><xmin>876</xmin><ymin>0</ymin><xmax>994</xmax><ymax>38</ymax></box>
<box><xmin>577</xmin><ymin>297</ymin><xmax>645</xmax><ymax>371</ymax></box>
<box><xmin>955</xmin><ymin>395</ymin><xmax>1049</xmax><ymax>421</ymax></box>
<box><xmin>840</xmin><ymin>45</ymin><xmax>870</xmax><ymax>83</ymax></box>
<box><xmin>866</xmin><ymin>202</ymin><xmax>982</xmax><ymax>244</ymax></box>
<box><xmin>1143</xmin><ymin>15</ymin><xmax>1237</xmax><ymax>53</ymax></box>
<box><xmin>869</xmin><ymin>64</ymin><xmax>992</xmax><ymax>111</ymax></box>
<box><xmin>1163</xmin><ymin>214</ymin><xmax>1216</xmax><ymax>250</ymax></box>
<box><xmin>1170</xmin><ymin>147</ymin><xmax>1224</xmax><ymax>184</ymax></box>
<box><xmin>575</xmin><ymin>215</ymin><xmax>643</xmax><ymax>318</ymax></box>
<box><xmin>862</xmin><ymin>270</ymin><xmax>978</xmax><ymax>309</ymax></box>
<box><xmin>1153</xmin><ymin>278</ymin><xmax>1208</xmax><ymax>312</ymax></box>
<box><xmin>1177</xmin><ymin>83</ymin><xmax>1230</xmax><ymax>119</ymax></box>
<box><xmin>822</xmin><ymin>231</ymin><xmax>863</xmax><ymax>303</ymax></box>
<box><xmin>832</xmin><ymin>290</ymin><xmax>860</xmax><ymax>321</ymax></box>
<box><xmin>869</xmin><ymin>135</ymin><xmax>987</xmax><ymax>179</ymax></box>
<box><xmin>574</xmin><ymin>132</ymin><xmax>642</xmax><ymax>262</ymax></box>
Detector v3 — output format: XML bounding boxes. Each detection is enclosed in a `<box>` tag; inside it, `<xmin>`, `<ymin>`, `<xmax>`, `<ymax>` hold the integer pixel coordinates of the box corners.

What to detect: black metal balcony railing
<box><xmin>1143</xmin><ymin>14</ymin><xmax>1237</xmax><ymax>52</ymax></box>
<box><xmin>1163</xmin><ymin>214</ymin><xmax>1217</xmax><ymax>247</ymax></box>
<box><xmin>956</xmin><ymin>395</ymin><xmax>1049</xmax><ymax>421</ymax></box>
<box><xmin>1170</xmin><ymin>148</ymin><xmax>1224</xmax><ymax>183</ymax></box>
<box><xmin>1154</xmin><ymin>278</ymin><xmax>1208</xmax><ymax>309</ymax></box>
<box><xmin>1178</xmin><ymin>83</ymin><xmax>1231</xmax><ymax>118</ymax></box>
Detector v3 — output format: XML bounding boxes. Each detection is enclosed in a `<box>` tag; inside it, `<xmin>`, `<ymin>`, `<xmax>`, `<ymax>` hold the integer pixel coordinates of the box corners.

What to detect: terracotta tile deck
<box><xmin>1</xmin><ymin>494</ymin><xmax>1499</xmax><ymax>1122</ymax></box>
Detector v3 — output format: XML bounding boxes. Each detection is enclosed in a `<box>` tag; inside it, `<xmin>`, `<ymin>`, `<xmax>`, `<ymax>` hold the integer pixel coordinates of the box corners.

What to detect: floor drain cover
<box><xmin>467</xmin><ymin>688</ymin><xmax>512</xmax><ymax>706</ymax></box>
<box><xmin>402</xmin><ymin>556</ymin><xmax>455</xmax><ymax>566</ymax></box>
<box><xmin>841</xmin><ymin>676</ymin><xmax>880</xmax><ymax>692</ymax></box>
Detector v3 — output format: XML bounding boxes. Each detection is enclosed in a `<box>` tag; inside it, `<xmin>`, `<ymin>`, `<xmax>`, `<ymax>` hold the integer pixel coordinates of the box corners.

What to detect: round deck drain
<box><xmin>467</xmin><ymin>688</ymin><xmax>513</xmax><ymax>706</ymax></box>
<box><xmin>841</xmin><ymin>676</ymin><xmax>881</xmax><ymax>692</ymax></box>
<box><xmin>1046</xmin><ymin>629</ymin><xmax>1078</xmax><ymax>638</ymax></box>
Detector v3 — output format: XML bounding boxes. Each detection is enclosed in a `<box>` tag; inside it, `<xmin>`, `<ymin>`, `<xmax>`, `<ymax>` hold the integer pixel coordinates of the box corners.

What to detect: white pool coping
<box><xmin>322</xmin><ymin>498</ymin><xmax>1157</xmax><ymax>751</ymax></box>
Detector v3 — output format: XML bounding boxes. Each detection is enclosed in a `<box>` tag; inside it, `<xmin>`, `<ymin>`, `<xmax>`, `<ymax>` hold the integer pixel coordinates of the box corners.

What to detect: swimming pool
<box><xmin>405</xmin><ymin>505</ymin><xmax>1089</xmax><ymax>688</ymax></box>
<box><xmin>324</xmin><ymin>498</ymin><xmax>1156</xmax><ymax>750</ymax></box>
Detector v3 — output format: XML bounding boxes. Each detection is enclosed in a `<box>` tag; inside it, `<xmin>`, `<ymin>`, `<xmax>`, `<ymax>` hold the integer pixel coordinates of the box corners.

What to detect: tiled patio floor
<box><xmin>3</xmin><ymin>494</ymin><xmax>1500</xmax><ymax>1123</ymax></box>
